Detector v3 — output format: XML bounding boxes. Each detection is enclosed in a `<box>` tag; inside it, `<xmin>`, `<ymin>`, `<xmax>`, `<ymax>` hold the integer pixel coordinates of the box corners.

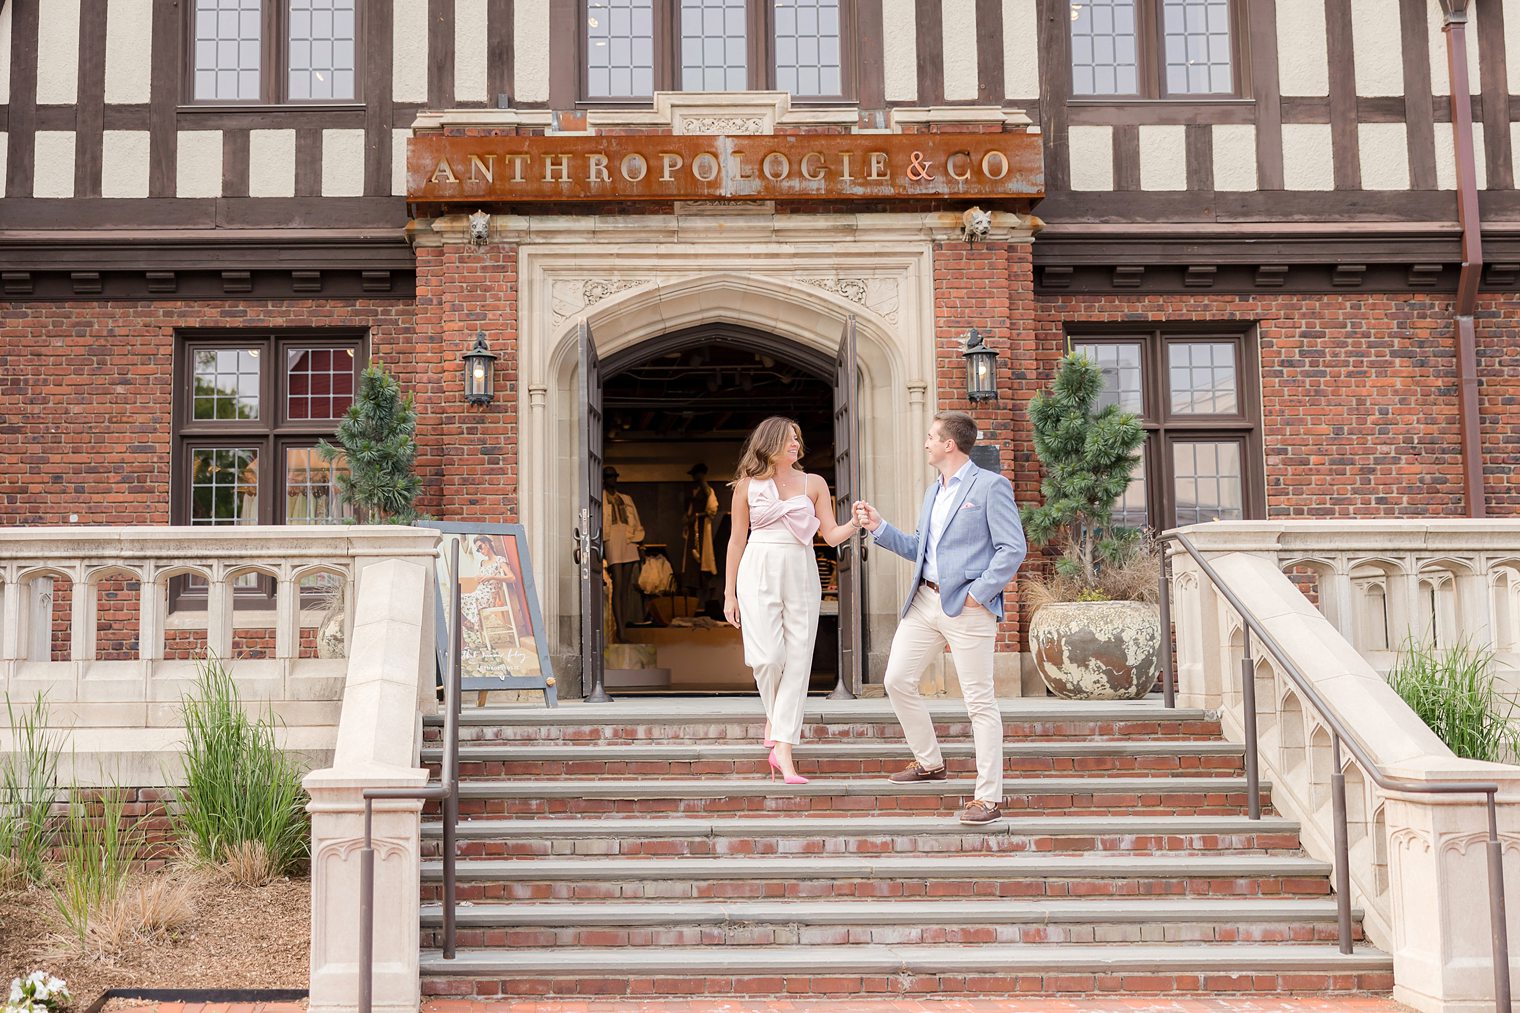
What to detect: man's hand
<box><xmin>853</xmin><ymin>500</ymin><xmax>883</xmax><ymax>532</ymax></box>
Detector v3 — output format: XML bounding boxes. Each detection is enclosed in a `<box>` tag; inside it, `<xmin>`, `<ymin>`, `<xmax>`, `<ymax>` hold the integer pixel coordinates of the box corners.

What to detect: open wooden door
<box><xmin>831</xmin><ymin>315</ymin><xmax>862</xmax><ymax>699</ymax></box>
<box><xmin>577</xmin><ymin>319</ymin><xmax>610</xmax><ymax>702</ymax></box>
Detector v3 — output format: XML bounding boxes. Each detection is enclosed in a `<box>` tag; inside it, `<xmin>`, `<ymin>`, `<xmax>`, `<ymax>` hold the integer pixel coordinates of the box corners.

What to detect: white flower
<box><xmin>7</xmin><ymin>980</ymin><xmax>22</xmax><ymax>1005</ymax></box>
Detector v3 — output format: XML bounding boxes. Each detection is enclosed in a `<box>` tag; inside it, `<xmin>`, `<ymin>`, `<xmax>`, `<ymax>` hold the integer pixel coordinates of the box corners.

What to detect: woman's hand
<box><xmin>723</xmin><ymin>593</ymin><xmax>741</xmax><ymax>628</ymax></box>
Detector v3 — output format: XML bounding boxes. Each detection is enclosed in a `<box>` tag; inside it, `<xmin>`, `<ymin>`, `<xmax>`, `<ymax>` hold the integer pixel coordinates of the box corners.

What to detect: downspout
<box><xmin>1439</xmin><ymin>0</ymin><xmax>1487</xmax><ymax>517</ymax></box>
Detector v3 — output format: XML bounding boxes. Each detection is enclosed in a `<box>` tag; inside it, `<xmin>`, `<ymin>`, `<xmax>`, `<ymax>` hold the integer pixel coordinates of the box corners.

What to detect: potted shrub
<box><xmin>1021</xmin><ymin>352</ymin><xmax>1160</xmax><ymax>700</ymax></box>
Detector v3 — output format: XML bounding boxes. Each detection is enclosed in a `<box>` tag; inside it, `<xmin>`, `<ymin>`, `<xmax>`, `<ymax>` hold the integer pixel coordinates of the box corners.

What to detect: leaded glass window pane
<box><xmin>1162</xmin><ymin>0</ymin><xmax>1233</xmax><ymax>94</ymax></box>
<box><xmin>775</xmin><ymin>0</ymin><xmax>842</xmax><ymax>97</ymax></box>
<box><xmin>190</xmin><ymin>447</ymin><xmax>260</xmax><ymax>524</ymax></box>
<box><xmin>289</xmin><ymin>0</ymin><xmax>357</xmax><ymax>100</ymax></box>
<box><xmin>681</xmin><ymin>0</ymin><xmax>748</xmax><ymax>91</ymax></box>
<box><xmin>1167</xmin><ymin>341</ymin><xmax>1239</xmax><ymax>415</ymax></box>
<box><xmin>287</xmin><ymin>347</ymin><xmax>356</xmax><ymax>421</ymax></box>
<box><xmin>192</xmin><ymin>348</ymin><xmax>261</xmax><ymax>421</ymax></box>
<box><xmin>1070</xmin><ymin>0</ymin><xmax>1138</xmax><ymax>95</ymax></box>
<box><xmin>194</xmin><ymin>0</ymin><xmax>262</xmax><ymax>101</ymax></box>
<box><xmin>285</xmin><ymin>446</ymin><xmax>352</xmax><ymax>523</ymax></box>
<box><xmin>587</xmin><ymin>0</ymin><xmax>655</xmax><ymax>97</ymax></box>
<box><xmin>1172</xmin><ymin>440</ymin><xmax>1244</xmax><ymax>524</ymax></box>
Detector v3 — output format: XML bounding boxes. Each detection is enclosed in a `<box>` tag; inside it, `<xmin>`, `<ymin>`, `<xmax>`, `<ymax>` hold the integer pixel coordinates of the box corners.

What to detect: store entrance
<box><xmin>589</xmin><ymin>323</ymin><xmax>857</xmax><ymax>695</ymax></box>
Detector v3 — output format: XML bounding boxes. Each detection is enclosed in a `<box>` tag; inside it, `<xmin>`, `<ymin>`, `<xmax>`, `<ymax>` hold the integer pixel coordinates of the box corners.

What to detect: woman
<box><xmin>723</xmin><ymin>417</ymin><xmax>861</xmax><ymax>784</ymax></box>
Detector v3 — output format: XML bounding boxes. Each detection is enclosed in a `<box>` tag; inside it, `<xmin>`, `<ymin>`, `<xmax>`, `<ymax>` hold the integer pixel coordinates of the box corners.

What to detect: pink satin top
<box><xmin>748</xmin><ymin>475</ymin><xmax>821</xmax><ymax>546</ymax></box>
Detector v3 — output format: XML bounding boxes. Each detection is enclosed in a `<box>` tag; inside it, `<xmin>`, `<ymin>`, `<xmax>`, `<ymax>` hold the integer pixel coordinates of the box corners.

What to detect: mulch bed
<box><xmin>0</xmin><ymin>869</ymin><xmax>309</xmax><ymax>1009</ymax></box>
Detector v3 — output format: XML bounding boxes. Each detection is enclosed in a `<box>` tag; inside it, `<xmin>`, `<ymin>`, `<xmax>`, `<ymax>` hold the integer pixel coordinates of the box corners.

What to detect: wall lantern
<box><xmin>462</xmin><ymin>333</ymin><xmax>499</xmax><ymax>405</ymax></box>
<box><xmin>963</xmin><ymin>328</ymin><xmax>999</xmax><ymax>402</ymax></box>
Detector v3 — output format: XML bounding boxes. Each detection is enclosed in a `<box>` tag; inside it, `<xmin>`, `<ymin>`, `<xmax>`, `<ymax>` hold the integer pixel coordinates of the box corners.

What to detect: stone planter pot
<box><xmin>1029</xmin><ymin>600</ymin><xmax>1162</xmax><ymax>700</ymax></box>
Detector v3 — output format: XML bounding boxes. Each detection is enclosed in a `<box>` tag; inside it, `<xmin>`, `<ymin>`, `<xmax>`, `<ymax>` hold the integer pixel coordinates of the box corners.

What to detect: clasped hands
<box><xmin>850</xmin><ymin>500</ymin><xmax>882</xmax><ymax>532</ymax></box>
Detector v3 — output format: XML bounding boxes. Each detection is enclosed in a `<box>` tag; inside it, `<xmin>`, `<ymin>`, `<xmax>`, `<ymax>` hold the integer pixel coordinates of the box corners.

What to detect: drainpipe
<box><xmin>1439</xmin><ymin>0</ymin><xmax>1487</xmax><ymax>517</ymax></box>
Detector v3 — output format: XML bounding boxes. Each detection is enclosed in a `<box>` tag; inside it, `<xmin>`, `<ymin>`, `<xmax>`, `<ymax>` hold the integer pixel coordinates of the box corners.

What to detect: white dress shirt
<box><xmin>923</xmin><ymin>459</ymin><xmax>974</xmax><ymax>584</ymax></box>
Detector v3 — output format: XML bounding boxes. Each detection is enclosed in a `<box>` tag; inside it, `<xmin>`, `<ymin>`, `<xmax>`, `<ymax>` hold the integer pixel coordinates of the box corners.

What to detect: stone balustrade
<box><xmin>1171</xmin><ymin>521</ymin><xmax>1520</xmax><ymax>1013</ymax></box>
<box><xmin>0</xmin><ymin>525</ymin><xmax>440</xmax><ymax>783</ymax></box>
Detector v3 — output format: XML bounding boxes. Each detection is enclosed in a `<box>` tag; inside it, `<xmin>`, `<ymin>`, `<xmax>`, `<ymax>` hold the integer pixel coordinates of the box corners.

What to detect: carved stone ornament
<box><xmin>468</xmin><ymin>210</ymin><xmax>491</xmax><ymax>246</ymax></box>
<box><xmin>798</xmin><ymin>276</ymin><xmax>900</xmax><ymax>324</ymax></box>
<box><xmin>551</xmin><ymin>278</ymin><xmax>648</xmax><ymax>323</ymax></box>
<box><xmin>676</xmin><ymin>115</ymin><xmax>767</xmax><ymax>135</ymax></box>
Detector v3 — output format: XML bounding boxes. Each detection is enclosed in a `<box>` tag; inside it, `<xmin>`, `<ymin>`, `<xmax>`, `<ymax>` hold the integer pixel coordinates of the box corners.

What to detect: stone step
<box><xmin>418</xmin><ymin>942</ymin><xmax>1394</xmax><ymax>998</ymax></box>
<box><xmin>420</xmin><ymin>852</ymin><xmax>1333</xmax><ymax>902</ymax></box>
<box><xmin>427</xmin><ymin>740</ymin><xmax>1246</xmax><ymax>779</ymax></box>
<box><xmin>418</xmin><ymin>896</ymin><xmax>1365</xmax><ymax>948</ymax></box>
<box><xmin>450</xmin><ymin>776</ymin><xmax>1274</xmax><ymax>818</ymax></box>
<box><xmin>421</xmin><ymin>814</ymin><xmax>1303</xmax><ymax>858</ymax></box>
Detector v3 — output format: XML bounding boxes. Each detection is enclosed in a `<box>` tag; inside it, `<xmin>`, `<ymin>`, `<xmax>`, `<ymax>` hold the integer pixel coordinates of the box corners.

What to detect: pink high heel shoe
<box><xmin>768</xmin><ymin>747</ymin><xmax>808</xmax><ymax>785</ymax></box>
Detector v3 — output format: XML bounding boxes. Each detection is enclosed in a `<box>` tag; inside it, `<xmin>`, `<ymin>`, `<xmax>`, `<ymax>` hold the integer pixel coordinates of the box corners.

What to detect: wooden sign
<box><xmin>407</xmin><ymin>132</ymin><xmax>1043</xmax><ymax>205</ymax></box>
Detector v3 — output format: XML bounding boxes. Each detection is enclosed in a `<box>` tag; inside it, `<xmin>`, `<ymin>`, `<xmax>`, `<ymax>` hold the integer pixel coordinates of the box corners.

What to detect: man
<box><xmin>853</xmin><ymin>411</ymin><xmax>1027</xmax><ymax>825</ymax></box>
<box><xmin>602</xmin><ymin>466</ymin><xmax>645</xmax><ymax>640</ymax></box>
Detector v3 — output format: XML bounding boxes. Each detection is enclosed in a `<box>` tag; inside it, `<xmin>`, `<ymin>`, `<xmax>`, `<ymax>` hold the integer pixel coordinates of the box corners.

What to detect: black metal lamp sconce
<box><xmin>462</xmin><ymin>333</ymin><xmax>499</xmax><ymax>405</ymax></box>
<box><xmin>963</xmin><ymin>328</ymin><xmax>999</xmax><ymax>402</ymax></box>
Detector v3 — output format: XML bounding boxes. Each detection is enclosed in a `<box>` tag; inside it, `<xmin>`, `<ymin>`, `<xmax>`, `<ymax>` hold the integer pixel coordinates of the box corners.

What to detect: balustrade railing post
<box><xmin>1487</xmin><ymin>796</ymin><xmax>1512</xmax><ymax>1011</ymax></box>
<box><xmin>1330</xmin><ymin>735</ymin><xmax>1353</xmax><ymax>955</ymax></box>
<box><xmin>358</xmin><ymin>800</ymin><xmax>375</xmax><ymax>1013</ymax></box>
<box><xmin>1240</xmin><ymin>629</ymin><xmax>1261</xmax><ymax>821</ymax></box>
<box><xmin>1159</xmin><ymin>543</ymin><xmax>1175</xmax><ymax>709</ymax></box>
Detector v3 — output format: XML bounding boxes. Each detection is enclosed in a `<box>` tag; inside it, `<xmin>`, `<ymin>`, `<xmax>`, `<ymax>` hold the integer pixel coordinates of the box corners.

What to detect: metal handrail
<box><xmin>358</xmin><ymin>539</ymin><xmax>463</xmax><ymax>1013</ymax></box>
<box><xmin>1158</xmin><ymin>530</ymin><xmax>1511</xmax><ymax>1010</ymax></box>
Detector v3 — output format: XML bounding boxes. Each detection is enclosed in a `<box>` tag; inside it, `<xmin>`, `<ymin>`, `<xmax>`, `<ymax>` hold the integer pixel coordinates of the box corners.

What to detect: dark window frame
<box><xmin>1067</xmin><ymin>0</ymin><xmax>1251</xmax><ymax>102</ymax></box>
<box><xmin>577</xmin><ymin>0</ymin><xmax>857</xmax><ymax>105</ymax></box>
<box><xmin>170</xmin><ymin>330</ymin><xmax>367</xmax><ymax>611</ymax></box>
<box><xmin>183</xmin><ymin>0</ymin><xmax>366</xmax><ymax>107</ymax></box>
<box><xmin>1067</xmin><ymin>324</ymin><xmax>1264</xmax><ymax>529</ymax></box>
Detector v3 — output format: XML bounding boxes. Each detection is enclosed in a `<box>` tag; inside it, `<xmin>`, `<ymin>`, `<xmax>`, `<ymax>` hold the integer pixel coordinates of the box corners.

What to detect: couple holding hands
<box><xmin>722</xmin><ymin>411</ymin><xmax>1027</xmax><ymax>825</ymax></box>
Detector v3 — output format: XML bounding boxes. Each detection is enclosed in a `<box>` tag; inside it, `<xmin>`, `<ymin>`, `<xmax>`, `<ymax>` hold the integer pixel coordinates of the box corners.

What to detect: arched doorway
<box><xmin>576</xmin><ymin>319</ymin><xmax>863</xmax><ymax>700</ymax></box>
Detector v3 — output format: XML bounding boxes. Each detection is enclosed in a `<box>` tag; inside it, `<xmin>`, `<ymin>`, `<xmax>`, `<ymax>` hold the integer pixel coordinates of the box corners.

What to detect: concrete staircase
<box><xmin>416</xmin><ymin>699</ymin><xmax>1393</xmax><ymax>1001</ymax></box>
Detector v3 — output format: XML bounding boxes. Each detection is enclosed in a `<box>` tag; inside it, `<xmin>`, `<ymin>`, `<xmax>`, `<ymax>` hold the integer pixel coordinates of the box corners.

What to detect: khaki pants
<box><xmin>735</xmin><ymin>530</ymin><xmax>821</xmax><ymax>746</ymax></box>
<box><xmin>883</xmin><ymin>585</ymin><xmax>1002</xmax><ymax>803</ymax></box>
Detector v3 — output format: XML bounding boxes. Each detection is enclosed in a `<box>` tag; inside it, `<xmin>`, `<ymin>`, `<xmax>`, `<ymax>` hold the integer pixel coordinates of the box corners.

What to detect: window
<box><xmin>190</xmin><ymin>0</ymin><xmax>358</xmax><ymax>103</ymax></box>
<box><xmin>1070</xmin><ymin>330</ymin><xmax>1262</xmax><ymax>529</ymax></box>
<box><xmin>1069</xmin><ymin>0</ymin><xmax>1242</xmax><ymax>98</ymax></box>
<box><xmin>582</xmin><ymin>0</ymin><xmax>851</xmax><ymax>102</ymax></box>
<box><xmin>173</xmin><ymin>335</ymin><xmax>363</xmax><ymax>603</ymax></box>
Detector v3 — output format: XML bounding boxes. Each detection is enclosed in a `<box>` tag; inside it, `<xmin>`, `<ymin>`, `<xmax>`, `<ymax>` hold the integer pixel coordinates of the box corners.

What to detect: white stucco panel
<box><xmin>393</xmin><ymin>129</ymin><xmax>412</xmax><ymax>197</ymax></box>
<box><xmin>514</xmin><ymin>0</ymin><xmax>550</xmax><ymax>104</ymax></box>
<box><xmin>882</xmin><ymin>0</ymin><xmax>918</xmax><ymax>102</ymax></box>
<box><xmin>1434</xmin><ymin>123</ymin><xmax>1487</xmax><ymax>189</ymax></box>
<box><xmin>1509</xmin><ymin>4</ymin><xmax>1520</xmax><ymax>95</ymax></box>
<box><xmin>455</xmin><ymin>0</ymin><xmax>489</xmax><ymax>104</ymax></box>
<box><xmin>1067</xmin><ymin>126</ymin><xmax>1114</xmax><ymax>191</ymax></box>
<box><xmin>1276</xmin><ymin>0</ymin><xmax>1329</xmax><ymax>96</ymax></box>
<box><xmin>0</xmin><ymin>134</ymin><xmax>9</xmax><ymax>197</ymax></box>
<box><xmin>1138</xmin><ymin>124</ymin><xmax>1187</xmax><ymax>191</ymax></box>
<box><xmin>941</xmin><ymin>0</ymin><xmax>979</xmax><ymax>101</ymax></box>
<box><xmin>101</xmin><ymin>130</ymin><xmax>151</xmax><ymax>198</ymax></box>
<box><xmin>1281</xmin><ymin>124</ymin><xmax>1334</xmax><ymax>190</ymax></box>
<box><xmin>176</xmin><ymin>130</ymin><xmax>223</xmax><ymax>198</ymax></box>
<box><xmin>249</xmin><ymin>129</ymin><xmax>297</xmax><ymax>198</ymax></box>
<box><xmin>105</xmin><ymin>0</ymin><xmax>154</xmax><ymax>104</ymax></box>
<box><xmin>1357</xmin><ymin>122</ymin><xmax>1410</xmax><ymax>190</ymax></box>
<box><xmin>1002</xmin><ymin>0</ymin><xmax>1038</xmax><ymax>98</ymax></box>
<box><xmin>36</xmin><ymin>0</ymin><xmax>82</xmax><ymax>105</ymax></box>
<box><xmin>1427</xmin><ymin>0</ymin><xmax>1480</xmax><ymax>96</ymax></box>
<box><xmin>1350</xmin><ymin>0</ymin><xmax>1403</xmax><ymax>96</ymax></box>
<box><xmin>322</xmin><ymin>129</ymin><xmax>366</xmax><ymax>197</ymax></box>
<box><xmin>1211</xmin><ymin>124</ymin><xmax>1257</xmax><ymax>191</ymax></box>
<box><xmin>0</xmin><ymin>1</ymin><xmax>13</xmax><ymax>105</ymax></box>
<box><xmin>33</xmin><ymin>131</ymin><xmax>77</xmax><ymax>199</ymax></box>
<box><xmin>392</xmin><ymin>0</ymin><xmax>429</xmax><ymax>104</ymax></box>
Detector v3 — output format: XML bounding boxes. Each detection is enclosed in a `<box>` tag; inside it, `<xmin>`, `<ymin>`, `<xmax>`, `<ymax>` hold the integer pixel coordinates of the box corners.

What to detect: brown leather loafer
<box><xmin>888</xmin><ymin>761</ymin><xmax>947</xmax><ymax>783</ymax></box>
<box><xmin>958</xmin><ymin>800</ymin><xmax>1003</xmax><ymax>825</ymax></box>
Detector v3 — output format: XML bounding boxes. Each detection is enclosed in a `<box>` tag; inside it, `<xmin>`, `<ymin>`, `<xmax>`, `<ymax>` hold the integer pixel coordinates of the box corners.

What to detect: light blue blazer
<box><xmin>871</xmin><ymin>461</ymin><xmax>1028</xmax><ymax>620</ymax></box>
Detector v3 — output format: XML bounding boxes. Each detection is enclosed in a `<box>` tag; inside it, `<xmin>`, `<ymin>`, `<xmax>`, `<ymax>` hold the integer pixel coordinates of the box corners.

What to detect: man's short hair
<box><xmin>933</xmin><ymin>411</ymin><xmax>978</xmax><ymax>454</ymax></box>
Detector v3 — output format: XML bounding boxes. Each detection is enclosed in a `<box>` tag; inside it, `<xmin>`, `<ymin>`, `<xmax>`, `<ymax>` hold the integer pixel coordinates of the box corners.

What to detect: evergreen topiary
<box><xmin>317</xmin><ymin>358</ymin><xmax>423</xmax><ymax>524</ymax></box>
<box><xmin>1020</xmin><ymin>351</ymin><xmax>1147</xmax><ymax>591</ymax></box>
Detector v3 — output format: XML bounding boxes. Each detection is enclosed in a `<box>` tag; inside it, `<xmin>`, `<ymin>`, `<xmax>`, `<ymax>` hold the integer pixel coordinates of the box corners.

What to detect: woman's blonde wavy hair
<box><xmin>731</xmin><ymin>416</ymin><xmax>805</xmax><ymax>486</ymax></box>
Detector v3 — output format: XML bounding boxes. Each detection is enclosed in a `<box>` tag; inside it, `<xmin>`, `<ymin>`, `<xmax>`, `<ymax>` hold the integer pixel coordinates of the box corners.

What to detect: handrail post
<box><xmin>1487</xmin><ymin>795</ymin><xmax>1513</xmax><ymax>1011</ymax></box>
<box><xmin>443</xmin><ymin>536</ymin><xmax>462</xmax><ymax>959</ymax></box>
<box><xmin>1330</xmin><ymin>735</ymin><xmax>1354</xmax><ymax>955</ymax></box>
<box><xmin>1159</xmin><ymin>542</ymin><xmax>1175</xmax><ymax>709</ymax></box>
<box><xmin>358</xmin><ymin>799</ymin><xmax>375</xmax><ymax>1013</ymax></box>
<box><xmin>1240</xmin><ymin>629</ymin><xmax>1261</xmax><ymax>821</ymax></box>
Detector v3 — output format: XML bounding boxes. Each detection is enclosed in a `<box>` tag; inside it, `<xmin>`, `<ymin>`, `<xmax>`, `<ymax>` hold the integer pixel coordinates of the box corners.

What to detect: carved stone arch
<box><xmin>82</xmin><ymin>564</ymin><xmax>146</xmax><ymax>663</ymax></box>
<box><xmin>1307</xmin><ymin>721</ymin><xmax>1334</xmax><ymax>812</ymax></box>
<box><xmin>223</xmin><ymin>563</ymin><xmax>283</xmax><ymax>584</ymax></box>
<box><xmin>151</xmin><ymin>563</ymin><xmax>214</xmax><ymax>584</ymax></box>
<box><xmin>601</xmin><ymin>321</ymin><xmax>836</xmax><ymax>380</ymax></box>
<box><xmin>1417</xmin><ymin>555</ymin><xmax>1480</xmax><ymax>577</ymax></box>
<box><xmin>1278</xmin><ymin>689</ymin><xmax>1306</xmax><ymax>774</ymax></box>
<box><xmin>1371</xmin><ymin>801</ymin><xmax>1390</xmax><ymax>896</ymax></box>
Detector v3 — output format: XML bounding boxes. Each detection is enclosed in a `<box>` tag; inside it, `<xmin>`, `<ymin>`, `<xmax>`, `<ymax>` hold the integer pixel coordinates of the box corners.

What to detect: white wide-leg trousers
<box><xmin>735</xmin><ymin>529</ymin><xmax>821</xmax><ymax>746</ymax></box>
<box><xmin>883</xmin><ymin>586</ymin><xmax>1003</xmax><ymax>803</ymax></box>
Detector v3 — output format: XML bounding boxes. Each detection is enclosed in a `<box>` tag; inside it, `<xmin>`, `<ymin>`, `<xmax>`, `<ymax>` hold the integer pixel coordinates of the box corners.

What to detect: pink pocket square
<box><xmin>959</xmin><ymin>501</ymin><xmax>979</xmax><ymax>510</ymax></box>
